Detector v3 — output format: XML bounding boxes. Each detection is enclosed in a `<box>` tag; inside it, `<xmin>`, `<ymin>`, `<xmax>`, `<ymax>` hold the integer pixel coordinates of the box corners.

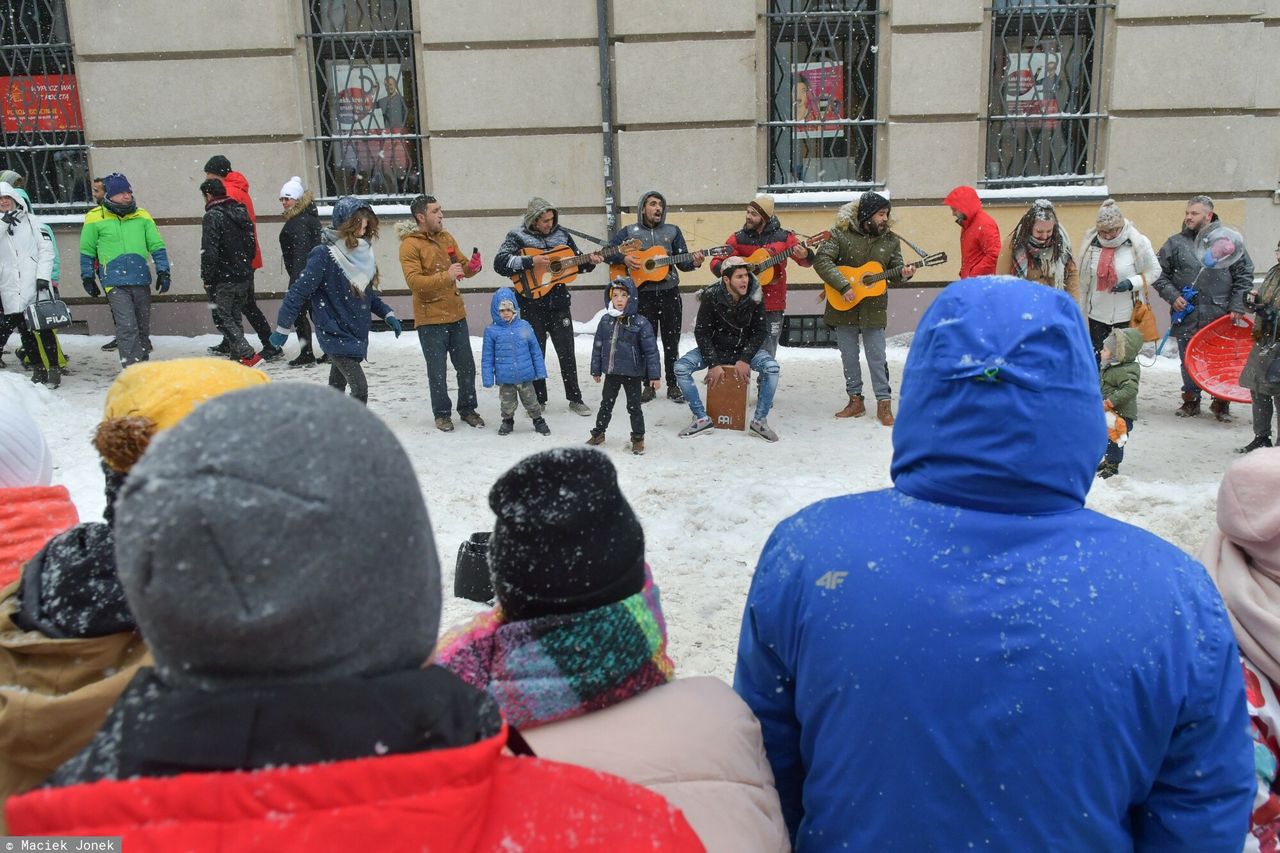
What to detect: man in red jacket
<box><xmin>204</xmin><ymin>155</ymin><xmax>282</xmax><ymax>359</ymax></box>
<box><xmin>944</xmin><ymin>185</ymin><xmax>1001</xmax><ymax>278</ymax></box>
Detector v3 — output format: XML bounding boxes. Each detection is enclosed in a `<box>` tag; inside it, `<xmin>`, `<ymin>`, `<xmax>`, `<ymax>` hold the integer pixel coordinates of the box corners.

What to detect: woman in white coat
<box><xmin>1078</xmin><ymin>198</ymin><xmax>1161</xmax><ymax>360</ymax></box>
<box><xmin>0</xmin><ymin>181</ymin><xmax>58</xmax><ymax>387</ymax></box>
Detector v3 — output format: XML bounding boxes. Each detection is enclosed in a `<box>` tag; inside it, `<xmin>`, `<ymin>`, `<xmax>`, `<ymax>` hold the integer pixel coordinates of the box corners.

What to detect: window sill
<box><xmin>976</xmin><ymin>185</ymin><xmax>1111</xmax><ymax>203</ymax></box>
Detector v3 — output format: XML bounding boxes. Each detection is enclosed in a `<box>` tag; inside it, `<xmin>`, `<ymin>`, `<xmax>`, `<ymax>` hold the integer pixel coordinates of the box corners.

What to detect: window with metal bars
<box><xmin>304</xmin><ymin>0</ymin><xmax>423</xmax><ymax>201</ymax></box>
<box><xmin>763</xmin><ymin>1</ymin><xmax>880</xmax><ymax>193</ymax></box>
<box><xmin>985</xmin><ymin>0</ymin><xmax>1110</xmax><ymax>187</ymax></box>
<box><xmin>0</xmin><ymin>0</ymin><xmax>90</xmax><ymax>209</ymax></box>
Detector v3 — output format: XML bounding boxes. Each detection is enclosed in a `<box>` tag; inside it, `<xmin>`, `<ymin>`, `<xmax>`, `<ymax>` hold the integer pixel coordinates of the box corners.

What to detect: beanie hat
<box><xmin>856</xmin><ymin>191</ymin><xmax>891</xmax><ymax>226</ymax></box>
<box><xmin>114</xmin><ymin>383</ymin><xmax>441</xmax><ymax>689</ymax></box>
<box><xmin>748</xmin><ymin>193</ymin><xmax>775</xmax><ymax>221</ymax></box>
<box><xmin>93</xmin><ymin>358</ymin><xmax>270</xmax><ymax>473</ymax></box>
<box><xmin>1096</xmin><ymin>198</ymin><xmax>1124</xmax><ymax>230</ymax></box>
<box><xmin>279</xmin><ymin>176</ymin><xmax>305</xmax><ymax>200</ymax></box>
<box><xmin>488</xmin><ymin>448</ymin><xmax>645</xmax><ymax>621</ymax></box>
<box><xmin>199</xmin><ymin>177</ymin><xmax>226</xmax><ymax>198</ymax></box>
<box><xmin>332</xmin><ymin>195</ymin><xmax>373</xmax><ymax>229</ymax></box>
<box><xmin>0</xmin><ymin>405</ymin><xmax>52</xmax><ymax>488</ymax></box>
<box><xmin>203</xmin><ymin>155</ymin><xmax>232</xmax><ymax>176</ymax></box>
<box><xmin>102</xmin><ymin>173</ymin><xmax>131</xmax><ymax>197</ymax></box>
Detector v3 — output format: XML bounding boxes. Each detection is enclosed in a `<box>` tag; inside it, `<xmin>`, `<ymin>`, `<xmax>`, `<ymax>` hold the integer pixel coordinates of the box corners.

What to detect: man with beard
<box><xmin>198</xmin><ymin>178</ymin><xmax>259</xmax><ymax>366</ymax></box>
<box><xmin>1154</xmin><ymin>195</ymin><xmax>1254</xmax><ymax>421</ymax></box>
<box><xmin>813</xmin><ymin>192</ymin><xmax>916</xmax><ymax>426</ymax></box>
<box><xmin>610</xmin><ymin>190</ymin><xmax>704</xmax><ymax>403</ymax></box>
<box><xmin>711</xmin><ymin>194</ymin><xmax>813</xmax><ymax>358</ymax></box>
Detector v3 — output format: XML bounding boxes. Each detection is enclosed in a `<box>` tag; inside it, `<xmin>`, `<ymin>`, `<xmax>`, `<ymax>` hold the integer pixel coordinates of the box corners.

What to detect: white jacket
<box><xmin>0</xmin><ymin>182</ymin><xmax>55</xmax><ymax>315</ymax></box>
<box><xmin>524</xmin><ymin>676</ymin><xmax>790</xmax><ymax>852</ymax></box>
<box><xmin>1078</xmin><ymin>220</ymin><xmax>1160</xmax><ymax>326</ymax></box>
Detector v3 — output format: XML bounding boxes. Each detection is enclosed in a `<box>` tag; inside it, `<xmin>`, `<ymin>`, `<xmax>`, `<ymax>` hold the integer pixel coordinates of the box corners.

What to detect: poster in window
<box><xmin>327</xmin><ymin>62</ymin><xmax>411</xmax><ymax>178</ymax></box>
<box><xmin>0</xmin><ymin>75</ymin><xmax>84</xmax><ymax>133</ymax></box>
<box><xmin>792</xmin><ymin>62</ymin><xmax>845</xmax><ymax>140</ymax></box>
<box><xmin>1003</xmin><ymin>50</ymin><xmax>1062</xmax><ymax>129</ymax></box>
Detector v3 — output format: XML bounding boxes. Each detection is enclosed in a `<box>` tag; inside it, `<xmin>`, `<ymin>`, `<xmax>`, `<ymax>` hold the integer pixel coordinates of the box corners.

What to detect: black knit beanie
<box><xmin>488</xmin><ymin>448</ymin><xmax>645</xmax><ymax>621</ymax></box>
<box><xmin>857</xmin><ymin>191</ymin><xmax>891</xmax><ymax>226</ymax></box>
<box><xmin>203</xmin><ymin>155</ymin><xmax>232</xmax><ymax>176</ymax></box>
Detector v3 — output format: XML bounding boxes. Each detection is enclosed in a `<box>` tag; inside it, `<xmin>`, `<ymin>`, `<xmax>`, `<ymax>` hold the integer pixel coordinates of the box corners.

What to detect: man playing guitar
<box><xmin>495</xmin><ymin>197</ymin><xmax>602</xmax><ymax>415</ymax></box>
<box><xmin>710</xmin><ymin>194</ymin><xmax>814</xmax><ymax>358</ymax></box>
<box><xmin>610</xmin><ymin>191</ymin><xmax>705</xmax><ymax>403</ymax></box>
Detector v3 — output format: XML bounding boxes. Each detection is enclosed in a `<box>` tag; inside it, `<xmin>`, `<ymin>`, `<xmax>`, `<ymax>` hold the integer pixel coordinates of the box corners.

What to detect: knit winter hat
<box><xmin>332</xmin><ymin>195</ymin><xmax>373</xmax><ymax>229</ymax></box>
<box><xmin>0</xmin><ymin>405</ymin><xmax>53</xmax><ymax>488</ymax></box>
<box><xmin>114</xmin><ymin>383</ymin><xmax>442</xmax><ymax>689</ymax></box>
<box><xmin>748</xmin><ymin>193</ymin><xmax>775</xmax><ymax>221</ymax></box>
<box><xmin>857</xmin><ymin>191</ymin><xmax>891</xmax><ymax>226</ymax></box>
<box><xmin>94</xmin><ymin>358</ymin><xmax>271</xmax><ymax>473</ymax></box>
<box><xmin>203</xmin><ymin>155</ymin><xmax>232</xmax><ymax>176</ymax></box>
<box><xmin>488</xmin><ymin>448</ymin><xmax>645</xmax><ymax>621</ymax></box>
<box><xmin>279</xmin><ymin>176</ymin><xmax>305</xmax><ymax>200</ymax></box>
<box><xmin>102</xmin><ymin>173</ymin><xmax>131</xmax><ymax>197</ymax></box>
<box><xmin>1096</xmin><ymin>198</ymin><xmax>1124</xmax><ymax>230</ymax></box>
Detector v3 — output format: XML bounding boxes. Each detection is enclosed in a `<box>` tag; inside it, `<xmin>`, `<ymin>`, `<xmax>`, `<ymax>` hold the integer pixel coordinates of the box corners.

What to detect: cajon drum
<box><xmin>706</xmin><ymin>372</ymin><xmax>748</xmax><ymax>430</ymax></box>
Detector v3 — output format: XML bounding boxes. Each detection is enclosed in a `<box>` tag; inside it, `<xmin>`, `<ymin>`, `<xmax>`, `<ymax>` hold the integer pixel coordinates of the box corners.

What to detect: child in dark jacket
<box><xmin>1098</xmin><ymin>326</ymin><xmax>1142</xmax><ymax>479</ymax></box>
<box><xmin>482</xmin><ymin>287</ymin><xmax>549</xmax><ymax>436</ymax></box>
<box><xmin>588</xmin><ymin>277</ymin><xmax>660</xmax><ymax>454</ymax></box>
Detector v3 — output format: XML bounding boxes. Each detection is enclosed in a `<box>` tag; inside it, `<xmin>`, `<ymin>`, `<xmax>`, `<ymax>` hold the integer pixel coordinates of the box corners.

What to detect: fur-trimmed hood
<box><xmin>282</xmin><ymin>191</ymin><xmax>316</xmax><ymax>222</ymax></box>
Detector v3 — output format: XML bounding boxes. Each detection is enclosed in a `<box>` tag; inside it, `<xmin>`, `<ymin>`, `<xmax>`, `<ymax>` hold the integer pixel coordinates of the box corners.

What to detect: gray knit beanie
<box><xmin>1096</xmin><ymin>198</ymin><xmax>1124</xmax><ymax>231</ymax></box>
<box><xmin>114</xmin><ymin>383</ymin><xmax>441</xmax><ymax>689</ymax></box>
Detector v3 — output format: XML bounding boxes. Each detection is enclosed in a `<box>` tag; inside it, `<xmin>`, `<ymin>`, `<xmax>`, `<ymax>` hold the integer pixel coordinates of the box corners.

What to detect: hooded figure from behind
<box><xmin>735</xmin><ymin>277</ymin><xmax>1254</xmax><ymax>850</ymax></box>
<box><xmin>5</xmin><ymin>385</ymin><xmax>702</xmax><ymax>851</ymax></box>
<box><xmin>944</xmin><ymin>185</ymin><xmax>1001</xmax><ymax>277</ymax></box>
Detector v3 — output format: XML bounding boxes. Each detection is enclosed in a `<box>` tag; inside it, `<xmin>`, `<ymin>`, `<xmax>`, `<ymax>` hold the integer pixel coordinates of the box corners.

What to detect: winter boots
<box><xmin>435</xmin><ymin>417</ymin><xmax>454</xmax><ymax>432</ymax></box>
<box><xmin>460</xmin><ymin>412</ymin><xmax>485</xmax><ymax>428</ymax></box>
<box><xmin>1209</xmin><ymin>397</ymin><xmax>1232</xmax><ymax>423</ymax></box>
<box><xmin>667</xmin><ymin>386</ymin><xmax>685</xmax><ymax>404</ymax></box>
<box><xmin>586</xmin><ymin>433</ymin><xmax>606</xmax><ymax>446</ymax></box>
<box><xmin>1175</xmin><ymin>392</ymin><xmax>1200</xmax><ymax>417</ymax></box>
<box><xmin>1238</xmin><ymin>435</ymin><xmax>1273</xmax><ymax>454</ymax></box>
<box><xmin>876</xmin><ymin>399</ymin><xmax>895</xmax><ymax>427</ymax></box>
<box><xmin>836</xmin><ymin>394</ymin><xmax>865</xmax><ymax>418</ymax></box>
<box><xmin>498</xmin><ymin>418</ymin><xmax>514</xmax><ymax>436</ymax></box>
<box><xmin>640</xmin><ymin>386</ymin><xmax>656</xmax><ymax>404</ymax></box>
<box><xmin>568</xmin><ymin>400</ymin><xmax>592</xmax><ymax>416</ymax></box>
<box><xmin>629</xmin><ymin>434</ymin><xmax>645</xmax><ymax>455</ymax></box>
<box><xmin>289</xmin><ymin>350</ymin><xmax>317</xmax><ymax>368</ymax></box>
<box><xmin>1096</xmin><ymin>461</ymin><xmax>1120</xmax><ymax>479</ymax></box>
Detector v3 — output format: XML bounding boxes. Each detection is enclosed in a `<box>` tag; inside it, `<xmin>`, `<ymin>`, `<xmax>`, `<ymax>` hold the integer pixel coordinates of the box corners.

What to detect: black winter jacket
<box><xmin>200</xmin><ymin>197</ymin><xmax>256</xmax><ymax>286</ymax></box>
<box><xmin>590</xmin><ymin>278</ymin><xmax>660</xmax><ymax>379</ymax></box>
<box><xmin>279</xmin><ymin>194</ymin><xmax>323</xmax><ymax>283</ymax></box>
<box><xmin>693</xmin><ymin>275</ymin><xmax>767</xmax><ymax>366</ymax></box>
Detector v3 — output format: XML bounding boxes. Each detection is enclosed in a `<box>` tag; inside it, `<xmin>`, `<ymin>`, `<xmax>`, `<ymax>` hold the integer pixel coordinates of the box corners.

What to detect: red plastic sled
<box><xmin>1185</xmin><ymin>314</ymin><xmax>1254</xmax><ymax>404</ymax></box>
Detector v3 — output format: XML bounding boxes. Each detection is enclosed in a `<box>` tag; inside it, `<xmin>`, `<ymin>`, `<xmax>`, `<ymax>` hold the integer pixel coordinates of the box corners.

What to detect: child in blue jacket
<box><xmin>482</xmin><ymin>287</ymin><xmax>549</xmax><ymax>436</ymax></box>
<box><xmin>588</xmin><ymin>277</ymin><xmax>660</xmax><ymax>454</ymax></box>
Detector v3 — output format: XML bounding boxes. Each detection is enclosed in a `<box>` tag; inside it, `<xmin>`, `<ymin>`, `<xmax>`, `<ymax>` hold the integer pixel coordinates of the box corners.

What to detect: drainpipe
<box><xmin>596</xmin><ymin>0</ymin><xmax>618</xmax><ymax>235</ymax></box>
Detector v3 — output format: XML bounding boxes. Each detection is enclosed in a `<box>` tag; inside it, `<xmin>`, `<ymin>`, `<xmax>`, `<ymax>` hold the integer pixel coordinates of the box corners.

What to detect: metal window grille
<box><xmin>985</xmin><ymin>1</ymin><xmax>1111</xmax><ymax>187</ymax></box>
<box><xmin>303</xmin><ymin>0</ymin><xmax>424</xmax><ymax>202</ymax></box>
<box><xmin>764</xmin><ymin>0</ymin><xmax>881</xmax><ymax>193</ymax></box>
<box><xmin>0</xmin><ymin>0</ymin><xmax>90</xmax><ymax>209</ymax></box>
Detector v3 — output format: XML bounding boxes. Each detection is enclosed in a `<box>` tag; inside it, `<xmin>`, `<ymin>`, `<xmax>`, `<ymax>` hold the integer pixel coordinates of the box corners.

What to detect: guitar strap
<box><xmin>897</xmin><ymin>233</ymin><xmax>933</xmax><ymax>261</ymax></box>
<box><xmin>559</xmin><ymin>225</ymin><xmax>610</xmax><ymax>247</ymax></box>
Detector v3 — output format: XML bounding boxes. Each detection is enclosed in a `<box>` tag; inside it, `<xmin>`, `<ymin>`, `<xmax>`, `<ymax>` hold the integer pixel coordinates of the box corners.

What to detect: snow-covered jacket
<box><xmin>0</xmin><ymin>183</ymin><xmax>55</xmax><ymax>314</ymax></box>
<box><xmin>278</xmin><ymin>193</ymin><xmax>322</xmax><ymax>283</ymax></box>
<box><xmin>526</xmin><ymin>677</ymin><xmax>788</xmax><ymax>853</ymax></box>
<box><xmin>1078</xmin><ymin>220</ymin><xmax>1161</xmax><ymax>325</ymax></box>
<box><xmin>481</xmin><ymin>287</ymin><xmax>546</xmax><ymax>387</ymax></box>
<box><xmin>944</xmin><ymin>185</ymin><xmax>1000</xmax><ymax>277</ymax></box>
<box><xmin>1154</xmin><ymin>214</ymin><xmax>1255</xmax><ymax>333</ymax></box>
<box><xmin>590</xmin><ymin>277</ymin><xmax>660</xmax><ymax>380</ymax></box>
<box><xmin>736</xmin><ymin>276</ymin><xmax>1254</xmax><ymax>851</ymax></box>
<box><xmin>276</xmin><ymin>234</ymin><xmax>395</xmax><ymax>360</ymax></box>
<box><xmin>199</xmin><ymin>197</ymin><xmax>256</xmax><ymax>286</ymax></box>
<box><xmin>693</xmin><ymin>275</ymin><xmax>766</xmax><ymax>366</ymax></box>
<box><xmin>812</xmin><ymin>197</ymin><xmax>902</xmax><ymax>329</ymax></box>
<box><xmin>494</xmin><ymin>198</ymin><xmax>594</xmax><ymax>313</ymax></box>
<box><xmin>0</xmin><ymin>485</ymin><xmax>77</xmax><ymax>588</ymax></box>
<box><xmin>608</xmin><ymin>190</ymin><xmax>697</xmax><ymax>292</ymax></box>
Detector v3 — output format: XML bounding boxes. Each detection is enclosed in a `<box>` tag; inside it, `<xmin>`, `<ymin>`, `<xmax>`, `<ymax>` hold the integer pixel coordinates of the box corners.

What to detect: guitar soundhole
<box><xmin>645</xmin><ymin>260</ymin><xmax>658</xmax><ymax>272</ymax></box>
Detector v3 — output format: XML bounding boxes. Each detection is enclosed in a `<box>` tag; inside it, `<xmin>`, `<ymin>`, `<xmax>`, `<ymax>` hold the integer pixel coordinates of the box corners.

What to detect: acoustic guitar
<box><xmin>608</xmin><ymin>244</ymin><xmax>732</xmax><ymax>286</ymax></box>
<box><xmin>823</xmin><ymin>252</ymin><xmax>948</xmax><ymax>311</ymax></box>
<box><xmin>511</xmin><ymin>238</ymin><xmax>641</xmax><ymax>299</ymax></box>
<box><xmin>742</xmin><ymin>231</ymin><xmax>830</xmax><ymax>286</ymax></box>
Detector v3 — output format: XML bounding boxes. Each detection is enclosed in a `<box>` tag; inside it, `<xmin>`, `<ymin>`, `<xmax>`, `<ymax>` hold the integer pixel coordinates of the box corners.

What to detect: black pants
<box><xmin>593</xmin><ymin>374</ymin><xmax>644</xmax><ymax>437</ymax></box>
<box><xmin>328</xmin><ymin>355</ymin><xmax>368</xmax><ymax>404</ymax></box>
<box><xmin>207</xmin><ymin>280</ymin><xmax>255</xmax><ymax>359</ymax></box>
<box><xmin>525</xmin><ymin>303</ymin><xmax>582</xmax><ymax>405</ymax></box>
<box><xmin>296</xmin><ymin>305</ymin><xmax>314</xmax><ymax>354</ymax></box>
<box><xmin>1</xmin><ymin>313</ymin><xmax>57</xmax><ymax>372</ymax></box>
<box><xmin>637</xmin><ymin>287</ymin><xmax>682</xmax><ymax>386</ymax></box>
<box><xmin>218</xmin><ymin>272</ymin><xmax>272</xmax><ymax>346</ymax></box>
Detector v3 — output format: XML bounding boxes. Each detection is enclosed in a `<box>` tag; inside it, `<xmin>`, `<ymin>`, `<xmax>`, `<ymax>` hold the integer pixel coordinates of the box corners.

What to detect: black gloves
<box><xmin>82</xmin><ymin>276</ymin><xmax>100</xmax><ymax>298</ymax></box>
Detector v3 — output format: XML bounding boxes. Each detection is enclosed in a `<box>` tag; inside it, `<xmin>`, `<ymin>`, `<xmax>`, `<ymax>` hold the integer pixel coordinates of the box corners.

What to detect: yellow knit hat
<box><xmin>94</xmin><ymin>358</ymin><xmax>271</xmax><ymax>472</ymax></box>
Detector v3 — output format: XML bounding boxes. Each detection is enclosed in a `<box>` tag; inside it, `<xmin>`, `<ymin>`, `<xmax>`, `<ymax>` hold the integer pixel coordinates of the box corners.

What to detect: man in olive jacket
<box><xmin>397</xmin><ymin>194</ymin><xmax>484</xmax><ymax>431</ymax></box>
<box><xmin>813</xmin><ymin>192</ymin><xmax>916</xmax><ymax>426</ymax></box>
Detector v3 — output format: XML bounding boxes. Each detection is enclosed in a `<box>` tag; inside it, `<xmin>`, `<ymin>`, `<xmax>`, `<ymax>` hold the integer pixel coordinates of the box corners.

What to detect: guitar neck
<box><xmin>756</xmin><ymin>249</ymin><xmax>794</xmax><ymax>273</ymax></box>
<box><xmin>563</xmin><ymin>244</ymin><xmax>623</xmax><ymax>266</ymax></box>
<box><xmin>863</xmin><ymin>266</ymin><xmax>902</xmax><ymax>285</ymax></box>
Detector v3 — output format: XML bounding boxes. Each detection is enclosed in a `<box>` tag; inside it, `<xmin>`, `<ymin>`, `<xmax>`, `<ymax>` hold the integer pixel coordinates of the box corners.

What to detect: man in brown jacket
<box><xmin>398</xmin><ymin>194</ymin><xmax>484</xmax><ymax>431</ymax></box>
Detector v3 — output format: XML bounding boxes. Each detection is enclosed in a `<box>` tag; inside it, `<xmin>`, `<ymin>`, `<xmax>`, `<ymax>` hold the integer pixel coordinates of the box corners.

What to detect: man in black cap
<box><xmin>813</xmin><ymin>191</ymin><xmax>915</xmax><ymax>427</ymax></box>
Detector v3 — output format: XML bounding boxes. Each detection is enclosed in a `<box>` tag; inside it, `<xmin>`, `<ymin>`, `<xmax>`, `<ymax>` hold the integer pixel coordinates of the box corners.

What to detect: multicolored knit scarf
<box><xmin>433</xmin><ymin>570</ymin><xmax>675</xmax><ymax>729</ymax></box>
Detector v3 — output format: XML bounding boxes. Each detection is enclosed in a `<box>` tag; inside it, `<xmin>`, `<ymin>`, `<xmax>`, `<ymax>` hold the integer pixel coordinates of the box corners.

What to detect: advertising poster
<box><xmin>327</xmin><ymin>62</ymin><xmax>410</xmax><ymax>178</ymax></box>
<box><xmin>0</xmin><ymin>74</ymin><xmax>83</xmax><ymax>134</ymax></box>
<box><xmin>1003</xmin><ymin>50</ymin><xmax>1062</xmax><ymax>129</ymax></box>
<box><xmin>792</xmin><ymin>62</ymin><xmax>845</xmax><ymax>139</ymax></box>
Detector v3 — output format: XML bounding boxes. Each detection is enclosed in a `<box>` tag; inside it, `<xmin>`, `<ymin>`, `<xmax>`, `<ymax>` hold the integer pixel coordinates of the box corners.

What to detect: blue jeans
<box><xmin>674</xmin><ymin>348</ymin><xmax>779</xmax><ymax>422</ymax></box>
<box><xmin>417</xmin><ymin>318</ymin><xmax>478</xmax><ymax>418</ymax></box>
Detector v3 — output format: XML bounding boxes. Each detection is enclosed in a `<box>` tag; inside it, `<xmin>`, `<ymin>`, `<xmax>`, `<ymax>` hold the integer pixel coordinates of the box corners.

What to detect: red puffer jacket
<box><xmin>712</xmin><ymin>217</ymin><xmax>813</xmax><ymax>313</ymax></box>
<box><xmin>6</xmin><ymin>726</ymin><xmax>704</xmax><ymax>852</ymax></box>
<box><xmin>0</xmin><ymin>486</ymin><xmax>78</xmax><ymax>588</ymax></box>
<box><xmin>944</xmin><ymin>186</ymin><xmax>1001</xmax><ymax>278</ymax></box>
<box><xmin>221</xmin><ymin>171</ymin><xmax>264</xmax><ymax>270</ymax></box>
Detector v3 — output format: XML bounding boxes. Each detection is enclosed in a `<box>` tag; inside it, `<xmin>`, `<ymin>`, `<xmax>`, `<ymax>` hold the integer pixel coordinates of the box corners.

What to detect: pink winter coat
<box><xmin>523</xmin><ymin>676</ymin><xmax>790</xmax><ymax>853</ymax></box>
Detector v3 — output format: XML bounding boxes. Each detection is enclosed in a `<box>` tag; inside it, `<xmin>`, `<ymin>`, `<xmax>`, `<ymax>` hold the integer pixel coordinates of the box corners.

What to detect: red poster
<box><xmin>0</xmin><ymin>74</ymin><xmax>84</xmax><ymax>133</ymax></box>
<box><xmin>793</xmin><ymin>62</ymin><xmax>845</xmax><ymax>139</ymax></box>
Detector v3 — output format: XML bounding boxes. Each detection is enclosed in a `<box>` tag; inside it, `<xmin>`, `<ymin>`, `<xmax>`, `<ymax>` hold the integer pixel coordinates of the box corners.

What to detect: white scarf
<box><xmin>324</xmin><ymin>229</ymin><xmax>377</xmax><ymax>293</ymax></box>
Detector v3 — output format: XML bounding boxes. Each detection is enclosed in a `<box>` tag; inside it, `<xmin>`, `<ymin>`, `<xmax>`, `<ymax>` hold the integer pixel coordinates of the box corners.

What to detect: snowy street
<box><xmin>2</xmin><ymin>330</ymin><xmax>1253</xmax><ymax>680</ymax></box>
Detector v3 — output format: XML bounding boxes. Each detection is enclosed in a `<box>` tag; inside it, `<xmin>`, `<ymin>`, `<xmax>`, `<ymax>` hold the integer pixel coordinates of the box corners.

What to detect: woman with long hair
<box><xmin>997</xmin><ymin>198</ymin><xmax>1080</xmax><ymax>304</ymax></box>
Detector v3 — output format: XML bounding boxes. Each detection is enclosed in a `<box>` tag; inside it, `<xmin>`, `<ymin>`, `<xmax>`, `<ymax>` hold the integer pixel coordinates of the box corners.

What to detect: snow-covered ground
<box><xmin>1</xmin><ymin>331</ymin><xmax>1252</xmax><ymax>681</ymax></box>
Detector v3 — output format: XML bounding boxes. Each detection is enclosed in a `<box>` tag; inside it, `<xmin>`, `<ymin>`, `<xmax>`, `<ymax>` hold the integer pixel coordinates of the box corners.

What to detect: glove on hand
<box><xmin>385</xmin><ymin>315</ymin><xmax>403</xmax><ymax>338</ymax></box>
<box><xmin>82</xmin><ymin>276</ymin><xmax>100</xmax><ymax>298</ymax></box>
<box><xmin>155</xmin><ymin>271</ymin><xmax>171</xmax><ymax>294</ymax></box>
<box><xmin>269</xmin><ymin>331</ymin><xmax>289</xmax><ymax>349</ymax></box>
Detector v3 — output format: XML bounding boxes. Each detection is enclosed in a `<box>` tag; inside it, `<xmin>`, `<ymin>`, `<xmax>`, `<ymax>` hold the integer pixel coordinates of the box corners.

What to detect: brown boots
<box><xmin>1174</xmin><ymin>392</ymin><xmax>1200</xmax><ymax>418</ymax></box>
<box><xmin>1209</xmin><ymin>397</ymin><xmax>1232</xmax><ymax>423</ymax></box>
<box><xmin>836</xmin><ymin>395</ymin><xmax>865</xmax><ymax>418</ymax></box>
<box><xmin>876</xmin><ymin>399</ymin><xmax>894</xmax><ymax>427</ymax></box>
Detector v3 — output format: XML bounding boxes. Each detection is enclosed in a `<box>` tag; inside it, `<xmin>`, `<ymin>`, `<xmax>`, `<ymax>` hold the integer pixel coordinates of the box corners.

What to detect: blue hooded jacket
<box><xmin>481</xmin><ymin>287</ymin><xmax>546</xmax><ymax>387</ymax></box>
<box><xmin>590</xmin><ymin>277</ymin><xmax>660</xmax><ymax>380</ymax></box>
<box><xmin>735</xmin><ymin>277</ymin><xmax>1253</xmax><ymax>851</ymax></box>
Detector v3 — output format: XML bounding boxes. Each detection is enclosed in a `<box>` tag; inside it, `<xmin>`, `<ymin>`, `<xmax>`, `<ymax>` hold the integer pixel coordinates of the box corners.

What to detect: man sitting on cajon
<box><xmin>675</xmin><ymin>257</ymin><xmax>781</xmax><ymax>442</ymax></box>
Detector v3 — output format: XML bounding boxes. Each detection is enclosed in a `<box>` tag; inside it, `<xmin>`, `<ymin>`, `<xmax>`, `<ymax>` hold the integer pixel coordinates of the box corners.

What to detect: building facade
<box><xmin>5</xmin><ymin>0</ymin><xmax>1278</xmax><ymax>334</ymax></box>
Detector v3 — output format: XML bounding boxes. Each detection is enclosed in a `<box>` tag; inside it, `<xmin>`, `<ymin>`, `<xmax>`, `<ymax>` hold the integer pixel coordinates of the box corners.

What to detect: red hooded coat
<box><xmin>944</xmin><ymin>186</ymin><xmax>1001</xmax><ymax>278</ymax></box>
<box><xmin>220</xmin><ymin>171</ymin><xmax>264</xmax><ymax>270</ymax></box>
